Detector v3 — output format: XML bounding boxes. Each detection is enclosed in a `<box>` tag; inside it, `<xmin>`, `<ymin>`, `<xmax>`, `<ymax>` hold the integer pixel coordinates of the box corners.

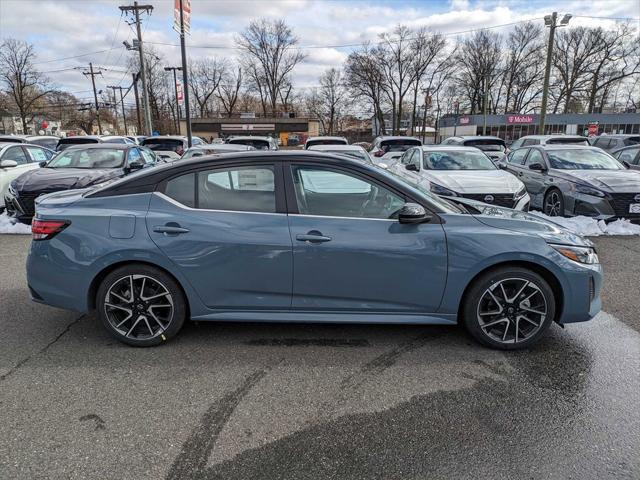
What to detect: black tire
<box><xmin>462</xmin><ymin>266</ymin><xmax>556</xmax><ymax>350</ymax></box>
<box><xmin>543</xmin><ymin>188</ymin><xmax>564</xmax><ymax>217</ymax></box>
<box><xmin>96</xmin><ymin>264</ymin><xmax>187</xmax><ymax>347</ymax></box>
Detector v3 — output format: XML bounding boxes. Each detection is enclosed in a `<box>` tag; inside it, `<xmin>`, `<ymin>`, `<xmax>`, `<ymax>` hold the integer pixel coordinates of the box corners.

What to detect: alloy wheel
<box><xmin>104</xmin><ymin>274</ymin><xmax>174</xmax><ymax>340</ymax></box>
<box><xmin>476</xmin><ymin>277</ymin><xmax>548</xmax><ymax>345</ymax></box>
<box><xmin>545</xmin><ymin>191</ymin><xmax>562</xmax><ymax>216</ymax></box>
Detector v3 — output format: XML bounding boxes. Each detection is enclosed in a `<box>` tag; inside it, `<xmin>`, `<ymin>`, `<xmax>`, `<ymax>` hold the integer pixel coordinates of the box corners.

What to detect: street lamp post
<box><xmin>164</xmin><ymin>66</ymin><xmax>183</xmax><ymax>135</ymax></box>
<box><xmin>539</xmin><ymin>12</ymin><xmax>572</xmax><ymax>135</ymax></box>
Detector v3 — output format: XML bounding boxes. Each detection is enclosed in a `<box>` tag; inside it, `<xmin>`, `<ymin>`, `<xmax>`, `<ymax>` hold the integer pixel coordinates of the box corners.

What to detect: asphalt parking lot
<box><xmin>0</xmin><ymin>234</ymin><xmax>639</xmax><ymax>479</ymax></box>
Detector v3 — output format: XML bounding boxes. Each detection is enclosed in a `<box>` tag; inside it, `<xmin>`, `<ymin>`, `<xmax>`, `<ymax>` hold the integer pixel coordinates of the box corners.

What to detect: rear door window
<box><xmin>25</xmin><ymin>146</ymin><xmax>52</xmax><ymax>162</ymax></box>
<box><xmin>521</xmin><ymin>139</ymin><xmax>539</xmax><ymax>146</ymax></box>
<box><xmin>508</xmin><ymin>149</ymin><xmax>529</xmax><ymax>165</ymax></box>
<box><xmin>1</xmin><ymin>146</ymin><xmax>29</xmax><ymax>164</ymax></box>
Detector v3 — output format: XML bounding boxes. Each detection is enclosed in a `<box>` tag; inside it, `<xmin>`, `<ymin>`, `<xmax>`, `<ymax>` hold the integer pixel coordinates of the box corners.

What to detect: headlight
<box><xmin>575</xmin><ymin>184</ymin><xmax>605</xmax><ymax>198</ymax></box>
<box><xmin>430</xmin><ymin>183</ymin><xmax>458</xmax><ymax>197</ymax></box>
<box><xmin>8</xmin><ymin>183</ymin><xmax>17</xmax><ymax>197</ymax></box>
<box><xmin>550</xmin><ymin>244</ymin><xmax>599</xmax><ymax>264</ymax></box>
<box><xmin>514</xmin><ymin>185</ymin><xmax>527</xmax><ymax>200</ymax></box>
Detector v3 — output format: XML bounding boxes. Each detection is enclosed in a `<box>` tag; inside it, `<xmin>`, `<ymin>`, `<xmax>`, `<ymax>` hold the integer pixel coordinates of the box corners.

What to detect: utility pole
<box><xmin>132</xmin><ymin>73</ymin><xmax>142</xmax><ymax>135</ymax></box>
<box><xmin>107</xmin><ymin>86</ymin><xmax>120</xmax><ymax>134</ymax></box>
<box><xmin>453</xmin><ymin>101</ymin><xmax>459</xmax><ymax>137</ymax></box>
<box><xmin>83</xmin><ymin>63</ymin><xmax>103</xmax><ymax>135</ymax></box>
<box><xmin>539</xmin><ymin>12</ymin><xmax>572</xmax><ymax>135</ymax></box>
<box><xmin>421</xmin><ymin>89</ymin><xmax>429</xmax><ymax>143</ymax></box>
<box><xmin>164</xmin><ymin>66</ymin><xmax>182</xmax><ymax>134</ymax></box>
<box><xmin>107</xmin><ymin>85</ymin><xmax>128</xmax><ymax>135</ymax></box>
<box><xmin>120</xmin><ymin>2</ymin><xmax>153</xmax><ymax>135</ymax></box>
<box><xmin>177</xmin><ymin>0</ymin><xmax>193</xmax><ymax>146</ymax></box>
<box><xmin>483</xmin><ymin>74</ymin><xmax>489</xmax><ymax>136</ymax></box>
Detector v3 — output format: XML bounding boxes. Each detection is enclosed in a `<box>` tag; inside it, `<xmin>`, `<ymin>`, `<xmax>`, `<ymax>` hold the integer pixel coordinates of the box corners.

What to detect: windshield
<box><xmin>463</xmin><ymin>139</ymin><xmax>505</xmax><ymax>152</ymax></box>
<box><xmin>380</xmin><ymin>139</ymin><xmax>421</xmax><ymax>152</ymax></box>
<box><xmin>547</xmin><ymin>137</ymin><xmax>589</xmax><ymax>145</ymax></box>
<box><xmin>142</xmin><ymin>139</ymin><xmax>184</xmax><ymax>152</ymax></box>
<box><xmin>228</xmin><ymin>139</ymin><xmax>270</xmax><ymax>150</ymax></box>
<box><xmin>46</xmin><ymin>148</ymin><xmax>125</xmax><ymax>169</ymax></box>
<box><xmin>423</xmin><ymin>150</ymin><xmax>496</xmax><ymax>170</ymax></box>
<box><xmin>547</xmin><ymin>149</ymin><xmax>623</xmax><ymax>170</ymax></box>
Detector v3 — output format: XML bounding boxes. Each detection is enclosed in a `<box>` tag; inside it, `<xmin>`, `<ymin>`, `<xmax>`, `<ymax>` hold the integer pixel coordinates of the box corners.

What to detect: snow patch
<box><xmin>0</xmin><ymin>212</ymin><xmax>31</xmax><ymax>235</ymax></box>
<box><xmin>530</xmin><ymin>211</ymin><xmax>640</xmax><ymax>236</ymax></box>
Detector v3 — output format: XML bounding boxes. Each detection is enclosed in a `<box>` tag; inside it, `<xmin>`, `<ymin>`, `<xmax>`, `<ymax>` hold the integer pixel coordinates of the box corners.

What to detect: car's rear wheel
<box><xmin>462</xmin><ymin>267</ymin><xmax>556</xmax><ymax>350</ymax></box>
<box><xmin>96</xmin><ymin>264</ymin><xmax>187</xmax><ymax>347</ymax></box>
<box><xmin>544</xmin><ymin>188</ymin><xmax>564</xmax><ymax>217</ymax></box>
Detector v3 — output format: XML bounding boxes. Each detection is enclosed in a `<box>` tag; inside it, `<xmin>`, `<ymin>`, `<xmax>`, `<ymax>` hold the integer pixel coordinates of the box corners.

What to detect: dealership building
<box><xmin>438</xmin><ymin>112</ymin><xmax>640</xmax><ymax>141</ymax></box>
<box><xmin>181</xmin><ymin>117</ymin><xmax>320</xmax><ymax>146</ymax></box>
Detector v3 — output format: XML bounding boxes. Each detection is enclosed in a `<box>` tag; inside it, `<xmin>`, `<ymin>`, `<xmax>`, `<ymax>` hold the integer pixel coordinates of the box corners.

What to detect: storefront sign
<box><xmin>221</xmin><ymin>124</ymin><xmax>275</xmax><ymax>132</ymax></box>
<box><xmin>506</xmin><ymin>115</ymin><xmax>535</xmax><ymax>124</ymax></box>
<box><xmin>459</xmin><ymin>116</ymin><xmax>470</xmax><ymax>125</ymax></box>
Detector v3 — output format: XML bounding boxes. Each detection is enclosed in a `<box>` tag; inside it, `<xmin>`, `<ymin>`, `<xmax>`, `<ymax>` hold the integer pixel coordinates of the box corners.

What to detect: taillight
<box><xmin>32</xmin><ymin>219</ymin><xmax>70</xmax><ymax>241</ymax></box>
<box><xmin>374</xmin><ymin>150</ymin><xmax>385</xmax><ymax>157</ymax></box>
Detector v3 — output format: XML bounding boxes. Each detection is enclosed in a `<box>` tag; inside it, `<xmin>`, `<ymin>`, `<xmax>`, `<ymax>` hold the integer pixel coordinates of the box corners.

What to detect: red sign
<box><xmin>459</xmin><ymin>116</ymin><xmax>470</xmax><ymax>125</ymax></box>
<box><xmin>588</xmin><ymin>123</ymin><xmax>599</xmax><ymax>137</ymax></box>
<box><xmin>176</xmin><ymin>82</ymin><xmax>184</xmax><ymax>105</ymax></box>
<box><xmin>41</xmin><ymin>121</ymin><xmax>48</xmax><ymax>129</ymax></box>
<box><xmin>507</xmin><ymin>115</ymin><xmax>534</xmax><ymax>124</ymax></box>
<box><xmin>173</xmin><ymin>0</ymin><xmax>191</xmax><ymax>34</ymax></box>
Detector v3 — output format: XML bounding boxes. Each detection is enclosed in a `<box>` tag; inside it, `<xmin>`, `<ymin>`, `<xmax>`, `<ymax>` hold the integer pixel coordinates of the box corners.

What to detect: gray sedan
<box><xmin>500</xmin><ymin>145</ymin><xmax>640</xmax><ymax>219</ymax></box>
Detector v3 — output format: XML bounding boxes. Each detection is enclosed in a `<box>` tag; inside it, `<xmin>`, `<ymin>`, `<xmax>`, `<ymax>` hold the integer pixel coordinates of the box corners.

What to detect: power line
<box><xmin>33</xmin><ymin>47</ymin><xmax>123</xmax><ymax>65</ymax></box>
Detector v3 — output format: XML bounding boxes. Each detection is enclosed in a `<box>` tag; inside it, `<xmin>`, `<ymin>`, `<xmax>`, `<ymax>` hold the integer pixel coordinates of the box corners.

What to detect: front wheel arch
<box><xmin>459</xmin><ymin>260</ymin><xmax>563</xmax><ymax>325</ymax></box>
<box><xmin>88</xmin><ymin>260</ymin><xmax>191</xmax><ymax>319</ymax></box>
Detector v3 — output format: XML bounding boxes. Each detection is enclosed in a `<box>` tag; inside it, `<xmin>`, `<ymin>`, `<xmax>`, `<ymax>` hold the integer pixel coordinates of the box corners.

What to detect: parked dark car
<box><xmin>440</xmin><ymin>135</ymin><xmax>507</xmax><ymax>162</ymax></box>
<box><xmin>4</xmin><ymin>144</ymin><xmax>156</xmax><ymax>223</ymax></box>
<box><xmin>590</xmin><ymin>134</ymin><xmax>640</xmax><ymax>152</ymax></box>
<box><xmin>0</xmin><ymin>135</ymin><xmax>61</xmax><ymax>151</ymax></box>
<box><xmin>501</xmin><ymin>145</ymin><xmax>640</xmax><ymax>219</ymax></box>
<box><xmin>611</xmin><ymin>145</ymin><xmax>640</xmax><ymax>170</ymax></box>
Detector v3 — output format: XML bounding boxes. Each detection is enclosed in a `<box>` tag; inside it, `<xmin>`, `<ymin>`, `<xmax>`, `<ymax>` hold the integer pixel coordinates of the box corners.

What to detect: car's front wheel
<box><xmin>543</xmin><ymin>188</ymin><xmax>564</xmax><ymax>217</ymax></box>
<box><xmin>96</xmin><ymin>264</ymin><xmax>187</xmax><ymax>347</ymax></box>
<box><xmin>462</xmin><ymin>267</ymin><xmax>556</xmax><ymax>350</ymax></box>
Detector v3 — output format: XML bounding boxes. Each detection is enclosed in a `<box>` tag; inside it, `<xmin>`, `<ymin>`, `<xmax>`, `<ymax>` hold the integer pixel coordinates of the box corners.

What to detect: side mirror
<box><xmin>497</xmin><ymin>162</ymin><xmax>507</xmax><ymax>169</ymax></box>
<box><xmin>528</xmin><ymin>162</ymin><xmax>547</xmax><ymax>172</ymax></box>
<box><xmin>39</xmin><ymin>161</ymin><xmax>48</xmax><ymax>167</ymax></box>
<box><xmin>405</xmin><ymin>163</ymin><xmax>418</xmax><ymax>171</ymax></box>
<box><xmin>398</xmin><ymin>203</ymin><xmax>431</xmax><ymax>224</ymax></box>
<box><xmin>127</xmin><ymin>161</ymin><xmax>144</xmax><ymax>171</ymax></box>
<box><xmin>0</xmin><ymin>160</ymin><xmax>18</xmax><ymax>168</ymax></box>
<box><xmin>622</xmin><ymin>160</ymin><xmax>631</xmax><ymax>169</ymax></box>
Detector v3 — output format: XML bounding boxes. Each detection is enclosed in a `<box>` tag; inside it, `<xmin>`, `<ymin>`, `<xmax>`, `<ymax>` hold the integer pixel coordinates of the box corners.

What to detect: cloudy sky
<box><xmin>0</xmin><ymin>0</ymin><xmax>638</xmax><ymax>103</ymax></box>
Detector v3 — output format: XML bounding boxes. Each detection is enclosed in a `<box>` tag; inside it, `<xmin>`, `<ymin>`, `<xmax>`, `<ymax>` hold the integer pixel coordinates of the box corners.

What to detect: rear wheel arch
<box><xmin>88</xmin><ymin>260</ymin><xmax>191</xmax><ymax>317</ymax></box>
<box><xmin>459</xmin><ymin>260</ymin><xmax>564</xmax><ymax>324</ymax></box>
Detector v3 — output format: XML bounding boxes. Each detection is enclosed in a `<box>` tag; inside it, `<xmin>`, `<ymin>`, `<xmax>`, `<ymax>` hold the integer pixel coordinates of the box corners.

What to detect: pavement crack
<box><xmin>166</xmin><ymin>367</ymin><xmax>270</xmax><ymax>480</ymax></box>
<box><xmin>0</xmin><ymin>313</ymin><xmax>84</xmax><ymax>382</ymax></box>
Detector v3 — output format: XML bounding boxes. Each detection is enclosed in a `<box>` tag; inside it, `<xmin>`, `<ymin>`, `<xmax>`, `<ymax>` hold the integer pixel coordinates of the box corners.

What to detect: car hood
<box><xmin>553</xmin><ymin>169</ymin><xmax>640</xmax><ymax>191</ymax></box>
<box><xmin>427</xmin><ymin>170</ymin><xmax>523</xmax><ymax>193</ymax></box>
<box><xmin>12</xmin><ymin>167</ymin><xmax>123</xmax><ymax>193</ymax></box>
<box><xmin>451</xmin><ymin>197</ymin><xmax>592</xmax><ymax>247</ymax></box>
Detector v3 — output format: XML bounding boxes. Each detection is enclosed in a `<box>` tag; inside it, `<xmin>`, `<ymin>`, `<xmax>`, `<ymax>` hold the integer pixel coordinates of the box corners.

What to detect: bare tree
<box><xmin>236</xmin><ymin>18</ymin><xmax>306</xmax><ymax>116</ymax></box>
<box><xmin>188</xmin><ymin>57</ymin><xmax>227</xmax><ymax>117</ymax></box>
<box><xmin>0</xmin><ymin>38</ymin><xmax>51</xmax><ymax>133</ymax></box>
<box><xmin>454</xmin><ymin>30</ymin><xmax>502</xmax><ymax>114</ymax></box>
<box><xmin>217</xmin><ymin>65</ymin><xmax>242</xmax><ymax>117</ymax></box>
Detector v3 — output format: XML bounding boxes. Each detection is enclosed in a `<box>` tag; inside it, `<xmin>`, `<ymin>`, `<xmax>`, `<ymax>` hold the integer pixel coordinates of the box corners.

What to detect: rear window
<box><xmin>547</xmin><ymin>137</ymin><xmax>589</xmax><ymax>146</ymax></box>
<box><xmin>623</xmin><ymin>136</ymin><xmax>640</xmax><ymax>146</ymax></box>
<box><xmin>57</xmin><ymin>138</ymin><xmax>100</xmax><ymax>151</ymax></box>
<box><xmin>463</xmin><ymin>139</ymin><xmax>506</xmax><ymax>152</ymax></box>
<box><xmin>142</xmin><ymin>139</ymin><xmax>184</xmax><ymax>153</ymax></box>
<box><xmin>228</xmin><ymin>139</ymin><xmax>271</xmax><ymax>150</ymax></box>
<box><xmin>305</xmin><ymin>139</ymin><xmax>348</xmax><ymax>149</ymax></box>
<box><xmin>379</xmin><ymin>139</ymin><xmax>422</xmax><ymax>152</ymax></box>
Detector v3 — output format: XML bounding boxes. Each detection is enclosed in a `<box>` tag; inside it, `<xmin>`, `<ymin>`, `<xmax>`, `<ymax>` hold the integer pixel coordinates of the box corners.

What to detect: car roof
<box><xmin>306</xmin><ymin>136</ymin><xmax>347</xmax><ymax>141</ymax></box>
<box><xmin>187</xmin><ymin>144</ymin><xmax>253</xmax><ymax>150</ymax></box>
<box><xmin>24</xmin><ymin>135</ymin><xmax>60</xmax><ymax>140</ymax></box>
<box><xmin>536</xmin><ymin>144</ymin><xmax>602</xmax><ymax>151</ymax></box>
<box><xmin>142</xmin><ymin>135</ymin><xmax>187</xmax><ymax>141</ymax></box>
<box><xmin>518</xmin><ymin>134</ymin><xmax>585</xmax><ymax>140</ymax></box>
<box><xmin>596</xmin><ymin>134</ymin><xmax>640</xmax><ymax>138</ymax></box>
<box><xmin>456</xmin><ymin>135</ymin><xmax>504</xmax><ymax>141</ymax></box>
<box><xmin>59</xmin><ymin>135</ymin><xmax>103</xmax><ymax>141</ymax></box>
<box><xmin>422</xmin><ymin>145</ymin><xmax>482</xmax><ymax>151</ymax></box>
<box><xmin>63</xmin><ymin>143</ymin><xmax>134</xmax><ymax>150</ymax></box>
<box><xmin>228</xmin><ymin>136</ymin><xmax>273</xmax><ymax>141</ymax></box>
<box><xmin>308</xmin><ymin>144</ymin><xmax>363</xmax><ymax>151</ymax></box>
<box><xmin>376</xmin><ymin>136</ymin><xmax>421</xmax><ymax>141</ymax></box>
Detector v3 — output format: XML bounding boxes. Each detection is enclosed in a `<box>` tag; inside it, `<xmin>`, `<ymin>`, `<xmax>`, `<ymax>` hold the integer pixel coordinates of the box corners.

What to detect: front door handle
<box><xmin>153</xmin><ymin>224</ymin><xmax>190</xmax><ymax>235</ymax></box>
<box><xmin>296</xmin><ymin>231</ymin><xmax>332</xmax><ymax>243</ymax></box>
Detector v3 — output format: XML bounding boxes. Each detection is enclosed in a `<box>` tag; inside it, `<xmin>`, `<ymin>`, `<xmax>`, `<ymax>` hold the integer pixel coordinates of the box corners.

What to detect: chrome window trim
<box><xmin>154</xmin><ymin>191</ymin><xmax>285</xmax><ymax>216</ymax></box>
<box><xmin>289</xmin><ymin>213</ymin><xmax>397</xmax><ymax>222</ymax></box>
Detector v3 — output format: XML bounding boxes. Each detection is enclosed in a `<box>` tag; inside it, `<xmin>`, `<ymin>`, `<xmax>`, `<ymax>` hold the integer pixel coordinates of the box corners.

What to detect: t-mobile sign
<box><xmin>506</xmin><ymin>115</ymin><xmax>535</xmax><ymax>124</ymax></box>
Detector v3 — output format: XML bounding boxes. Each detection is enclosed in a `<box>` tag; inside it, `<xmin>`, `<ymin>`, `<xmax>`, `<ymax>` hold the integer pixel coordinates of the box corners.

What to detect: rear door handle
<box><xmin>296</xmin><ymin>233</ymin><xmax>332</xmax><ymax>243</ymax></box>
<box><xmin>153</xmin><ymin>225</ymin><xmax>190</xmax><ymax>234</ymax></box>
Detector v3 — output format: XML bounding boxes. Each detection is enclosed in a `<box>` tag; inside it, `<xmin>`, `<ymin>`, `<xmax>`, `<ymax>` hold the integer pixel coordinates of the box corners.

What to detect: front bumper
<box><xmin>3</xmin><ymin>193</ymin><xmax>35</xmax><ymax>224</ymax></box>
<box><xmin>570</xmin><ymin>191</ymin><xmax>640</xmax><ymax>221</ymax></box>
<box><xmin>459</xmin><ymin>192</ymin><xmax>530</xmax><ymax>211</ymax></box>
<box><xmin>557</xmin><ymin>260</ymin><xmax>603</xmax><ymax>324</ymax></box>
